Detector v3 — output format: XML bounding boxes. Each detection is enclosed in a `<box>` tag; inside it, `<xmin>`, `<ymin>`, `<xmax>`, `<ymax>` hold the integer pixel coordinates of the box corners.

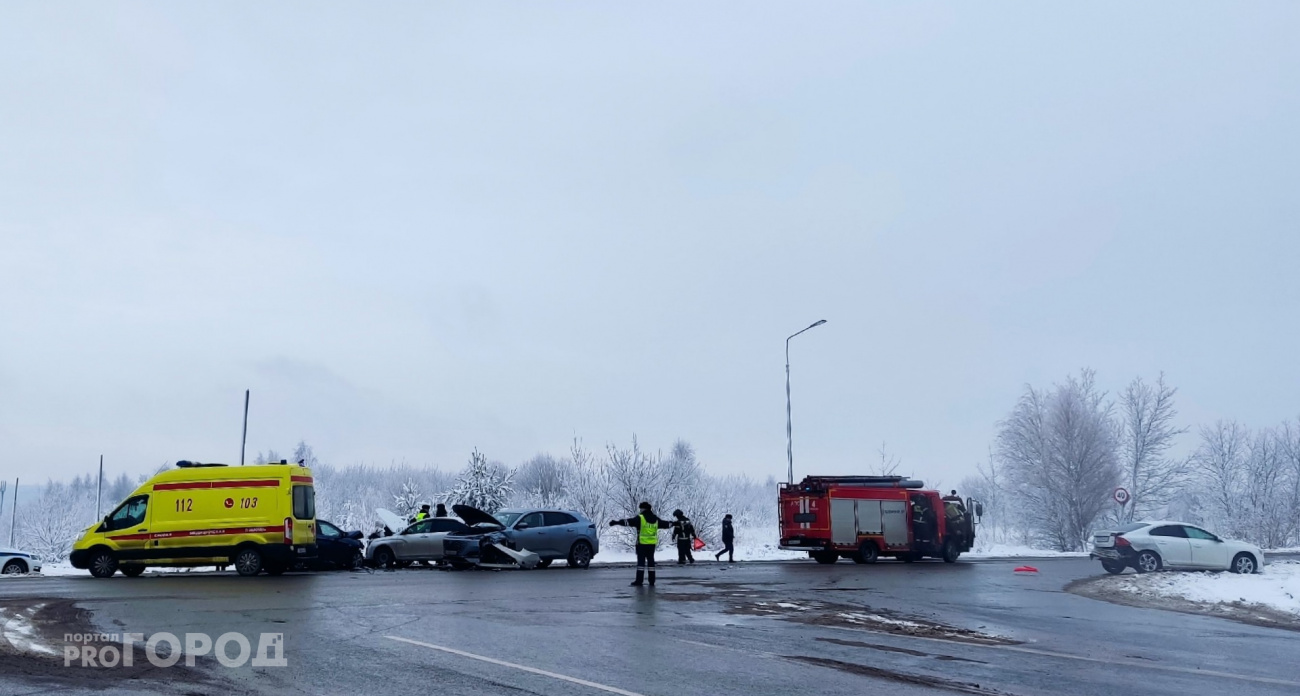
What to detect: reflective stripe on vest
<box><xmin>638</xmin><ymin>515</ymin><xmax>659</xmax><ymax>545</ymax></box>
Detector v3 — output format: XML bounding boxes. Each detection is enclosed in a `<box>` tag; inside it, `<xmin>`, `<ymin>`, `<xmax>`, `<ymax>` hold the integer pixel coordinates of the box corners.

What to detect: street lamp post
<box><xmin>786</xmin><ymin>319</ymin><xmax>827</xmax><ymax>484</ymax></box>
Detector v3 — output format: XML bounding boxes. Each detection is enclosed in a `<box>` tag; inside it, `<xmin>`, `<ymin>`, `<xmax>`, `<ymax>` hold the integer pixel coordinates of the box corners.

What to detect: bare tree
<box><xmin>874</xmin><ymin>442</ymin><xmax>900</xmax><ymax>476</ymax></box>
<box><xmin>996</xmin><ymin>369</ymin><xmax>1121</xmax><ymax>551</ymax></box>
<box><xmin>562</xmin><ymin>437</ymin><xmax>608</xmax><ymax>536</ymax></box>
<box><xmin>1117</xmin><ymin>374</ymin><xmax>1188</xmax><ymax>521</ymax></box>
<box><xmin>515</xmin><ymin>453</ymin><xmax>568</xmax><ymax>507</ymax></box>
<box><xmin>1191</xmin><ymin>420</ymin><xmax>1249</xmax><ymax>537</ymax></box>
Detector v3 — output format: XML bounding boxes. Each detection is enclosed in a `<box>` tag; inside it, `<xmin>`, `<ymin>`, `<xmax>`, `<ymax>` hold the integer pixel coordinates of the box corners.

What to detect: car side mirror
<box><xmin>975</xmin><ymin>503</ymin><xmax>984</xmax><ymax>518</ymax></box>
<box><xmin>516</xmin><ymin>523</ymin><xmax>530</xmax><ymax>530</ymax></box>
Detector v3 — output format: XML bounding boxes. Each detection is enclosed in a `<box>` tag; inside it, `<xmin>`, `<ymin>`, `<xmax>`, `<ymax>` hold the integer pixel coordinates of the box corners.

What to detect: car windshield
<box><xmin>494</xmin><ymin>512</ymin><xmax>524</xmax><ymax>528</ymax></box>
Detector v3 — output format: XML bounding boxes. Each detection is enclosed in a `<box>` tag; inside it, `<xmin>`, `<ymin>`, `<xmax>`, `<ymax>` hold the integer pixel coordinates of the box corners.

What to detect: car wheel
<box><xmin>234</xmin><ymin>547</ymin><xmax>264</xmax><ymax>576</ymax></box>
<box><xmin>536</xmin><ymin>559</ymin><xmax>553</xmax><ymax>569</ymax></box>
<box><xmin>1135</xmin><ymin>550</ymin><xmax>1161</xmax><ymax>574</ymax></box>
<box><xmin>567</xmin><ymin>540</ymin><xmax>594</xmax><ymax>569</ymax></box>
<box><xmin>120</xmin><ymin>565</ymin><xmax>146</xmax><ymax>578</ymax></box>
<box><xmin>1101</xmin><ymin>560</ymin><xmax>1126</xmax><ymax>575</ymax></box>
<box><xmin>2</xmin><ymin>559</ymin><xmax>28</xmax><ymax>575</ymax></box>
<box><xmin>852</xmin><ymin>541</ymin><xmax>878</xmax><ymax>564</ymax></box>
<box><xmin>1230</xmin><ymin>553</ymin><xmax>1256</xmax><ymax>575</ymax></box>
<box><xmin>942</xmin><ymin>540</ymin><xmax>961</xmax><ymax>564</ymax></box>
<box><xmin>372</xmin><ymin>546</ymin><xmax>395</xmax><ymax>569</ymax></box>
<box><xmin>813</xmin><ymin>551</ymin><xmax>839</xmax><ymax>564</ymax></box>
<box><xmin>342</xmin><ymin>550</ymin><xmax>363</xmax><ymax>570</ymax></box>
<box><xmin>89</xmin><ymin>549</ymin><xmax>118</xmax><ymax>578</ymax></box>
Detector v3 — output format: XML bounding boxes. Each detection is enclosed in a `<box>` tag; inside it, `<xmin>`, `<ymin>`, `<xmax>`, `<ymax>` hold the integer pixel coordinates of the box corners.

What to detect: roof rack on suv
<box><xmin>175</xmin><ymin>461</ymin><xmax>229</xmax><ymax>468</ymax></box>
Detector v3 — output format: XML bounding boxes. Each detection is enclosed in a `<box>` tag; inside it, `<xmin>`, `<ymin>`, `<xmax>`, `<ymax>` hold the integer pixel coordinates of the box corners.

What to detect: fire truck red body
<box><xmin>779</xmin><ymin>475</ymin><xmax>979</xmax><ymax>564</ymax></box>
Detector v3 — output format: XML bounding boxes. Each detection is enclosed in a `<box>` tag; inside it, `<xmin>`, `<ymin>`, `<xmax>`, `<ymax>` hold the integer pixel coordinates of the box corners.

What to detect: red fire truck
<box><xmin>779</xmin><ymin>475</ymin><xmax>982</xmax><ymax>564</ymax></box>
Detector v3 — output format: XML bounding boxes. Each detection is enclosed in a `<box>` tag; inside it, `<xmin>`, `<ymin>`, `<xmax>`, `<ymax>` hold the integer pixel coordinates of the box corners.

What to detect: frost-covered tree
<box><xmin>562</xmin><ymin>437</ymin><xmax>608</xmax><ymax>535</ymax></box>
<box><xmin>20</xmin><ymin>482</ymin><xmax>96</xmax><ymax>562</ymax></box>
<box><xmin>1118</xmin><ymin>374</ymin><xmax>1188</xmax><ymax>521</ymax></box>
<box><xmin>292</xmin><ymin>441</ymin><xmax>319</xmax><ymax>468</ymax></box>
<box><xmin>392</xmin><ymin>478</ymin><xmax>424</xmax><ymax>518</ymax></box>
<box><xmin>996</xmin><ymin>369</ymin><xmax>1121</xmax><ymax>551</ymax></box>
<box><xmin>448</xmin><ymin>449</ymin><xmax>515</xmax><ymax>513</ymax></box>
<box><xmin>514</xmin><ymin>453</ymin><xmax>568</xmax><ymax>507</ymax></box>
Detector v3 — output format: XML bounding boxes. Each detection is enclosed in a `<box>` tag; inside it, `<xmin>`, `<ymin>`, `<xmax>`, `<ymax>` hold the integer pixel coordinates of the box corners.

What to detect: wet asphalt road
<box><xmin>2</xmin><ymin>557</ymin><xmax>1298</xmax><ymax>696</ymax></box>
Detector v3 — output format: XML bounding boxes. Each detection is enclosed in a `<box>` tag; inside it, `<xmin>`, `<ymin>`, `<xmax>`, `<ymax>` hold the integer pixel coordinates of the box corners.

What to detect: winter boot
<box><xmin>630</xmin><ymin>569</ymin><xmax>644</xmax><ymax>586</ymax></box>
<box><xmin>648</xmin><ymin>570</ymin><xmax>656</xmax><ymax>586</ymax></box>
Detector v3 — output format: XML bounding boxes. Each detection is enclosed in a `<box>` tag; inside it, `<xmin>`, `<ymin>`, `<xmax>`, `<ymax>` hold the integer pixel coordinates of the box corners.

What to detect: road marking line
<box><xmin>817</xmin><ymin>624</ymin><xmax>1300</xmax><ymax>688</ymax></box>
<box><xmin>384</xmin><ymin>635</ymin><xmax>647</xmax><ymax>696</ymax></box>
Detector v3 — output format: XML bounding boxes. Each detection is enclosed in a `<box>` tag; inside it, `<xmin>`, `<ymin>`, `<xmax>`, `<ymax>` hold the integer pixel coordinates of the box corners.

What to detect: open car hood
<box><xmin>453</xmin><ymin>504</ymin><xmax>504</xmax><ymax>528</ymax></box>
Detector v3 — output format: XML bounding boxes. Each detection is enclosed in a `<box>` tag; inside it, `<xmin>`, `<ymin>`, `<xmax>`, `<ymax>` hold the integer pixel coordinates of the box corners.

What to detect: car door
<box><xmin>401</xmin><ymin>520</ymin><xmax>436</xmax><ymax>558</ymax></box>
<box><xmin>511</xmin><ymin>512</ymin><xmax>550</xmax><ymax>555</ymax></box>
<box><xmin>103</xmin><ymin>495</ymin><xmax>152</xmax><ymax>560</ymax></box>
<box><xmin>315</xmin><ymin>521</ymin><xmax>343</xmax><ymax>564</ymax></box>
<box><xmin>544</xmin><ymin>512</ymin><xmax>581</xmax><ymax>556</ymax></box>
<box><xmin>1147</xmin><ymin>525</ymin><xmax>1192</xmax><ymax>567</ymax></box>
<box><xmin>1184</xmin><ymin>526</ymin><xmax>1230</xmax><ymax>569</ymax></box>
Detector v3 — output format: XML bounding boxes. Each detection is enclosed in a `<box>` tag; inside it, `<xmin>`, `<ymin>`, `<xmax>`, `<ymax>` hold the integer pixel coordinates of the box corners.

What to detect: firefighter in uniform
<box><xmin>610</xmin><ymin>502</ymin><xmax>673</xmax><ymax>586</ymax></box>
<box><xmin>671</xmin><ymin>509</ymin><xmax>698</xmax><ymax>565</ymax></box>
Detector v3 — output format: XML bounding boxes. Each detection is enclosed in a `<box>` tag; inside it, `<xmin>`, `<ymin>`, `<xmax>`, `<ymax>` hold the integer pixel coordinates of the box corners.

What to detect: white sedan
<box><xmin>1091</xmin><ymin>521</ymin><xmax>1265</xmax><ymax>575</ymax></box>
<box><xmin>0</xmin><ymin>548</ymin><xmax>42</xmax><ymax>575</ymax></box>
<box><xmin>365</xmin><ymin>517</ymin><xmax>470</xmax><ymax>568</ymax></box>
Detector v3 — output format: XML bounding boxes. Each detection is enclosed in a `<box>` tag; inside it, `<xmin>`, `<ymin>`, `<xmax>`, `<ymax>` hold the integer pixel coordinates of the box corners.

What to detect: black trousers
<box><xmin>676</xmin><ymin>539</ymin><xmax>694</xmax><ymax>564</ymax></box>
<box><xmin>716</xmin><ymin>540</ymin><xmax>734</xmax><ymax>561</ymax></box>
<box><xmin>633</xmin><ymin>543</ymin><xmax>657</xmax><ymax>585</ymax></box>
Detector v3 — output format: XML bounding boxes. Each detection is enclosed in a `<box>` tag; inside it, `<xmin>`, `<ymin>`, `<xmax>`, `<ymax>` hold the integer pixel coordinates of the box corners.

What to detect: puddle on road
<box><xmin>816</xmin><ymin>637</ymin><xmax>988</xmax><ymax>664</ymax></box>
<box><xmin>785</xmin><ymin>655</ymin><xmax>1008</xmax><ymax>695</ymax></box>
<box><xmin>726</xmin><ymin>599</ymin><xmax>1017</xmax><ymax>645</ymax></box>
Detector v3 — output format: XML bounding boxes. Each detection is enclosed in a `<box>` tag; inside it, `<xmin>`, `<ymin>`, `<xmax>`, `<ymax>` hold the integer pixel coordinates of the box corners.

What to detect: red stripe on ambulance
<box><xmin>153</xmin><ymin>479</ymin><xmax>280</xmax><ymax>491</ymax></box>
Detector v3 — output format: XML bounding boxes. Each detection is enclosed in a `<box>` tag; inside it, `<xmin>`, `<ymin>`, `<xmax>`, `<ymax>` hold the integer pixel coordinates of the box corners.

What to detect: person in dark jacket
<box><xmin>610</xmin><ymin>502</ymin><xmax>674</xmax><ymax>586</ymax></box>
<box><xmin>671</xmin><ymin>509</ymin><xmax>698</xmax><ymax>565</ymax></box>
<box><xmin>714</xmin><ymin>514</ymin><xmax>735</xmax><ymax>562</ymax></box>
<box><xmin>435</xmin><ymin>503</ymin><xmax>447</xmax><ymax>518</ymax></box>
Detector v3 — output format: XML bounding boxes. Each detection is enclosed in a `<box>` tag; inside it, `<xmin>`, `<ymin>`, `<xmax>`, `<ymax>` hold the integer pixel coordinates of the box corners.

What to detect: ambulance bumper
<box><xmin>264</xmin><ymin>544</ymin><xmax>318</xmax><ymax>562</ymax></box>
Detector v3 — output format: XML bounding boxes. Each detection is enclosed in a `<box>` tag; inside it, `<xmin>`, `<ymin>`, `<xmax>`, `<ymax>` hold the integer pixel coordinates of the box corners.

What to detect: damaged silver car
<box><xmin>442</xmin><ymin>505</ymin><xmax>599</xmax><ymax>569</ymax></box>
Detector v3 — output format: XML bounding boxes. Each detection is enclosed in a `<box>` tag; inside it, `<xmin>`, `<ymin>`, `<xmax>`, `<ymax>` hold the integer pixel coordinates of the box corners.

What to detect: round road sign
<box><xmin>1113</xmin><ymin>487</ymin><xmax>1130</xmax><ymax>505</ymax></box>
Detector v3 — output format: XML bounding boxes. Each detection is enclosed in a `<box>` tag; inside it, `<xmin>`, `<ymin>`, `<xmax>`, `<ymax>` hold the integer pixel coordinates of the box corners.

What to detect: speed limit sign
<box><xmin>1113</xmin><ymin>487</ymin><xmax>1131</xmax><ymax>505</ymax></box>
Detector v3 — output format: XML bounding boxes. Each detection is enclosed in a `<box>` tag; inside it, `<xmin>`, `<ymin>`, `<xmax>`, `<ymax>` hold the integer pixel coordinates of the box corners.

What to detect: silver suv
<box><xmin>443</xmin><ymin>506</ymin><xmax>600</xmax><ymax>569</ymax></box>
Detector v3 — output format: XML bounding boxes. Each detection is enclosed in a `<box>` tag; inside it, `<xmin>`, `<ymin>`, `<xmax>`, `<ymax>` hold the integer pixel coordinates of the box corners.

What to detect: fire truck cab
<box><xmin>779</xmin><ymin>475</ymin><xmax>981</xmax><ymax>564</ymax></box>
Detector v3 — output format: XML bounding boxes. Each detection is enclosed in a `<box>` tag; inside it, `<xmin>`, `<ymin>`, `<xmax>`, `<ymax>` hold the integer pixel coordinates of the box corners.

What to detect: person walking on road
<box><xmin>610</xmin><ymin>502</ymin><xmax>673</xmax><ymax>586</ymax></box>
<box><xmin>671</xmin><ymin>509</ymin><xmax>698</xmax><ymax>565</ymax></box>
<box><xmin>715</xmin><ymin>514</ymin><xmax>735</xmax><ymax>562</ymax></box>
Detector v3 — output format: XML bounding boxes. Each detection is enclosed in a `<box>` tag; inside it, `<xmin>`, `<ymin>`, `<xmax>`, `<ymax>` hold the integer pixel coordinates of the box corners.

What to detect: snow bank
<box><xmin>1107</xmin><ymin>561</ymin><xmax>1300</xmax><ymax>617</ymax></box>
<box><xmin>967</xmin><ymin>543</ymin><xmax>1087</xmax><ymax>558</ymax></box>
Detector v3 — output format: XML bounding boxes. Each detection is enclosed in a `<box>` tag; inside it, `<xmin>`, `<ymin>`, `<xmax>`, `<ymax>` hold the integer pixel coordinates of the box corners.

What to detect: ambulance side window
<box><xmin>105</xmin><ymin>496</ymin><xmax>148</xmax><ymax>531</ymax></box>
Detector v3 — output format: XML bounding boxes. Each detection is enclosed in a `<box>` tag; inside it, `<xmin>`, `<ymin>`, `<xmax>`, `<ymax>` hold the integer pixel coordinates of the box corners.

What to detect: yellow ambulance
<box><xmin>70</xmin><ymin>460</ymin><xmax>317</xmax><ymax>577</ymax></box>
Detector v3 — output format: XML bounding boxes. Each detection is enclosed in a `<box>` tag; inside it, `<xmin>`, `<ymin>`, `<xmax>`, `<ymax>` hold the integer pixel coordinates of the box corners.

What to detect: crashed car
<box><xmin>1091</xmin><ymin>521</ymin><xmax>1265</xmax><ymax>575</ymax></box>
<box><xmin>442</xmin><ymin>505</ymin><xmax>598</xmax><ymax>570</ymax></box>
<box><xmin>365</xmin><ymin>513</ymin><xmax>471</xmax><ymax>568</ymax></box>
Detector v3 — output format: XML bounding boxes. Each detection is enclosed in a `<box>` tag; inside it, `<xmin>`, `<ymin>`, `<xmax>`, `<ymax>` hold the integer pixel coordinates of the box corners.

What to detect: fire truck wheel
<box><xmin>852</xmin><ymin>542</ymin><xmax>878</xmax><ymax>564</ymax></box>
<box><xmin>812</xmin><ymin>551</ymin><xmax>839</xmax><ymax>565</ymax></box>
<box><xmin>942</xmin><ymin>540</ymin><xmax>960</xmax><ymax>563</ymax></box>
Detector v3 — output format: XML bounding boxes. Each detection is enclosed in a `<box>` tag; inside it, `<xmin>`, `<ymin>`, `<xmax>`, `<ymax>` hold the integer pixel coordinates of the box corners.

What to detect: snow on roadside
<box><xmin>967</xmin><ymin>543</ymin><xmax>1087</xmax><ymax>558</ymax></box>
<box><xmin>1105</xmin><ymin>561</ymin><xmax>1300</xmax><ymax>617</ymax></box>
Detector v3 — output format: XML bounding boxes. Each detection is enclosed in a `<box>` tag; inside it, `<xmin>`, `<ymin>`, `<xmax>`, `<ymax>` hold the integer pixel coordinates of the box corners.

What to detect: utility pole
<box><xmin>786</xmin><ymin>320</ymin><xmax>827</xmax><ymax>484</ymax></box>
<box><xmin>96</xmin><ymin>455</ymin><xmax>104</xmax><ymax>520</ymax></box>
<box><xmin>240</xmin><ymin>389</ymin><xmax>250</xmax><ymax>466</ymax></box>
<box><xmin>9</xmin><ymin>478</ymin><xmax>17</xmax><ymax>547</ymax></box>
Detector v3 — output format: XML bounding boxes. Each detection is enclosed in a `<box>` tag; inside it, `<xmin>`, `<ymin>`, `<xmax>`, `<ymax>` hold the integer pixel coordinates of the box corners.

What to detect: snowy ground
<box><xmin>1099</xmin><ymin>561</ymin><xmax>1300</xmax><ymax>618</ymax></box>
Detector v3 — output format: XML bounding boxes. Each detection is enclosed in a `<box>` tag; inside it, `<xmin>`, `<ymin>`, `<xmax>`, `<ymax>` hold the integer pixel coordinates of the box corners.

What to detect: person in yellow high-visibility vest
<box><xmin>610</xmin><ymin>502</ymin><xmax>674</xmax><ymax>586</ymax></box>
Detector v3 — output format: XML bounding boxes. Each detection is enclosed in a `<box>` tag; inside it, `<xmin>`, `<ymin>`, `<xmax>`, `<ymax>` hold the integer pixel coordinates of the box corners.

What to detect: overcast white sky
<box><xmin>2</xmin><ymin>3</ymin><xmax>1297</xmax><ymax>488</ymax></box>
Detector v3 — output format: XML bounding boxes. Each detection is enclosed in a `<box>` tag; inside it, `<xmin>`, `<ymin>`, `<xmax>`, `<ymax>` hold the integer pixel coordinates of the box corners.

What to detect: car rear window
<box><xmin>292</xmin><ymin>486</ymin><xmax>315</xmax><ymax>520</ymax></box>
<box><xmin>544</xmin><ymin>512</ymin><xmax>578</xmax><ymax>526</ymax></box>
